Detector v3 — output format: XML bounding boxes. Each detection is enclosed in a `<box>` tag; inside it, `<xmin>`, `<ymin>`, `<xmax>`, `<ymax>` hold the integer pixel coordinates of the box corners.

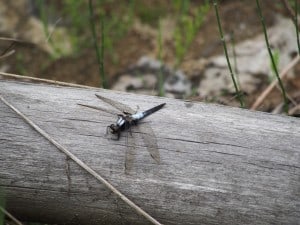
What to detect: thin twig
<box><xmin>0</xmin><ymin>42</ymin><xmax>16</xmax><ymax>57</ymax></box>
<box><xmin>281</xmin><ymin>0</ymin><xmax>296</xmax><ymax>21</ymax></box>
<box><xmin>0</xmin><ymin>37</ymin><xmax>32</xmax><ymax>60</ymax></box>
<box><xmin>0</xmin><ymin>95</ymin><xmax>163</xmax><ymax>225</ymax></box>
<box><xmin>289</xmin><ymin>104</ymin><xmax>300</xmax><ymax>115</ymax></box>
<box><xmin>281</xmin><ymin>0</ymin><xmax>300</xmax><ymax>55</ymax></box>
<box><xmin>250</xmin><ymin>55</ymin><xmax>300</xmax><ymax>110</ymax></box>
<box><xmin>0</xmin><ymin>206</ymin><xmax>24</xmax><ymax>225</ymax></box>
<box><xmin>0</xmin><ymin>37</ymin><xmax>29</xmax><ymax>43</ymax></box>
<box><xmin>0</xmin><ymin>72</ymin><xmax>93</xmax><ymax>89</ymax></box>
<box><xmin>45</xmin><ymin>18</ymin><xmax>62</xmax><ymax>43</ymax></box>
<box><xmin>0</xmin><ymin>50</ymin><xmax>15</xmax><ymax>59</ymax></box>
<box><xmin>275</xmin><ymin>83</ymin><xmax>298</xmax><ymax>106</ymax></box>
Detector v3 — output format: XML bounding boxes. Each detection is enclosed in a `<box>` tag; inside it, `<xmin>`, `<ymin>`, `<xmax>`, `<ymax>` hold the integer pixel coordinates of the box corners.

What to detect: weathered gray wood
<box><xmin>0</xmin><ymin>79</ymin><xmax>299</xmax><ymax>225</ymax></box>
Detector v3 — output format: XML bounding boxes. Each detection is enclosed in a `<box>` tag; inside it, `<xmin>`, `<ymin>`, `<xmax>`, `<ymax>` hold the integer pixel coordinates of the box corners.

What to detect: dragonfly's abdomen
<box><xmin>131</xmin><ymin>103</ymin><xmax>166</xmax><ymax>121</ymax></box>
<box><xmin>131</xmin><ymin>112</ymin><xmax>146</xmax><ymax>120</ymax></box>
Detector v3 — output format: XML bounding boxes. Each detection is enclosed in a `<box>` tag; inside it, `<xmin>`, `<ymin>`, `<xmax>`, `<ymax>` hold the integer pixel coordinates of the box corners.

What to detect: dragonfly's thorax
<box><xmin>108</xmin><ymin>114</ymin><xmax>137</xmax><ymax>135</ymax></box>
<box><xmin>116</xmin><ymin>115</ymin><xmax>126</xmax><ymax>127</ymax></box>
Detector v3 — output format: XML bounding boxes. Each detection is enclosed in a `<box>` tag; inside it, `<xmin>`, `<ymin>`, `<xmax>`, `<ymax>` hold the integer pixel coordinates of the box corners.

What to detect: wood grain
<box><xmin>0</xmin><ymin>79</ymin><xmax>299</xmax><ymax>225</ymax></box>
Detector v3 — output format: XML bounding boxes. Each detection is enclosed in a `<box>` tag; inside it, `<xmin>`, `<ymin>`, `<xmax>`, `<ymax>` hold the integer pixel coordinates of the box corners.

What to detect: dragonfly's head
<box><xmin>108</xmin><ymin>124</ymin><xmax>119</xmax><ymax>134</ymax></box>
<box><xmin>107</xmin><ymin>124</ymin><xmax>121</xmax><ymax>140</ymax></box>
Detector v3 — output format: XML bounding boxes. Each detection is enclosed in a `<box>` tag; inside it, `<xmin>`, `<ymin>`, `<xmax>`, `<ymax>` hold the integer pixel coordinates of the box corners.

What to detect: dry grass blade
<box><xmin>280</xmin><ymin>0</ymin><xmax>296</xmax><ymax>23</ymax></box>
<box><xmin>0</xmin><ymin>41</ymin><xmax>16</xmax><ymax>59</ymax></box>
<box><xmin>0</xmin><ymin>50</ymin><xmax>15</xmax><ymax>59</ymax></box>
<box><xmin>289</xmin><ymin>104</ymin><xmax>300</xmax><ymax>116</ymax></box>
<box><xmin>0</xmin><ymin>95</ymin><xmax>163</xmax><ymax>225</ymax></box>
<box><xmin>0</xmin><ymin>72</ymin><xmax>92</xmax><ymax>89</ymax></box>
<box><xmin>250</xmin><ymin>55</ymin><xmax>300</xmax><ymax>110</ymax></box>
<box><xmin>0</xmin><ymin>37</ymin><xmax>29</xmax><ymax>43</ymax></box>
<box><xmin>0</xmin><ymin>206</ymin><xmax>24</xmax><ymax>225</ymax></box>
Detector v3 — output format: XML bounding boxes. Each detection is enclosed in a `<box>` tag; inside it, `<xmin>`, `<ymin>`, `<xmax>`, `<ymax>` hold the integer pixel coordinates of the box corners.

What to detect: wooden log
<box><xmin>0</xmin><ymin>78</ymin><xmax>300</xmax><ymax>225</ymax></box>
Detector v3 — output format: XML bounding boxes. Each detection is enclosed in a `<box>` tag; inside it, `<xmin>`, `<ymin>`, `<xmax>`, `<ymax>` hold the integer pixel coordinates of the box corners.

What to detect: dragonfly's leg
<box><xmin>129</xmin><ymin>126</ymin><xmax>133</xmax><ymax>137</ymax></box>
<box><xmin>134</xmin><ymin>105</ymin><xmax>140</xmax><ymax>114</ymax></box>
<box><xmin>124</xmin><ymin>122</ymin><xmax>136</xmax><ymax>173</ymax></box>
<box><xmin>125</xmin><ymin>121</ymin><xmax>133</xmax><ymax>137</ymax></box>
<box><xmin>104</xmin><ymin>126</ymin><xmax>110</xmax><ymax>139</ymax></box>
<box><xmin>106</xmin><ymin>126</ymin><xmax>110</xmax><ymax>135</ymax></box>
<box><xmin>117</xmin><ymin>130</ymin><xmax>121</xmax><ymax>140</ymax></box>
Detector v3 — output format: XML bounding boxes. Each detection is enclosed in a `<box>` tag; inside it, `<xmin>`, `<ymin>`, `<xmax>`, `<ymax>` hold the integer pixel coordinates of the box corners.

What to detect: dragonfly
<box><xmin>78</xmin><ymin>94</ymin><xmax>166</xmax><ymax>172</ymax></box>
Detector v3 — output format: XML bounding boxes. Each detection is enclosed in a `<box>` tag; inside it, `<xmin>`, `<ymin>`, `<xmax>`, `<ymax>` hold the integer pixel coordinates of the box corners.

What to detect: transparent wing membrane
<box><xmin>125</xmin><ymin>125</ymin><xmax>136</xmax><ymax>173</ymax></box>
<box><xmin>138</xmin><ymin>123</ymin><xmax>160</xmax><ymax>163</ymax></box>
<box><xmin>79</xmin><ymin>93</ymin><xmax>162</xmax><ymax>172</ymax></box>
<box><xmin>95</xmin><ymin>94</ymin><xmax>135</xmax><ymax>114</ymax></box>
<box><xmin>78</xmin><ymin>103</ymin><xmax>119</xmax><ymax>115</ymax></box>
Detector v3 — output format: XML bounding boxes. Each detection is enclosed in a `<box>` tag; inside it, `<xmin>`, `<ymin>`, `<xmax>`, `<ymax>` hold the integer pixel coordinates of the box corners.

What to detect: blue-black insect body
<box><xmin>108</xmin><ymin>103</ymin><xmax>166</xmax><ymax>139</ymax></box>
<box><xmin>78</xmin><ymin>94</ymin><xmax>165</xmax><ymax>169</ymax></box>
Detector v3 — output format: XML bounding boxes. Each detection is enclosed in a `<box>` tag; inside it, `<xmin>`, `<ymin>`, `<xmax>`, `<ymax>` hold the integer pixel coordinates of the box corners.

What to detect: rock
<box><xmin>0</xmin><ymin>0</ymin><xmax>73</xmax><ymax>56</ymax></box>
<box><xmin>112</xmin><ymin>56</ymin><xmax>192</xmax><ymax>98</ymax></box>
<box><xmin>198</xmin><ymin>16</ymin><xmax>298</xmax><ymax>97</ymax></box>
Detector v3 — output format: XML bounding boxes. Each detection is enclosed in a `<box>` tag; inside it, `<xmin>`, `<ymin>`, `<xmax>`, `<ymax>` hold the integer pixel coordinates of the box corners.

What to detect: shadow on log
<box><xmin>0</xmin><ymin>76</ymin><xmax>300</xmax><ymax>225</ymax></box>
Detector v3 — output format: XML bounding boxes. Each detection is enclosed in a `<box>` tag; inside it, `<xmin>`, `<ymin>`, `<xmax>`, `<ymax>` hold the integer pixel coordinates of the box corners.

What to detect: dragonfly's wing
<box><xmin>137</xmin><ymin>122</ymin><xmax>160</xmax><ymax>163</ymax></box>
<box><xmin>125</xmin><ymin>125</ymin><xmax>136</xmax><ymax>174</ymax></box>
<box><xmin>95</xmin><ymin>94</ymin><xmax>135</xmax><ymax>114</ymax></box>
<box><xmin>78</xmin><ymin>103</ymin><xmax>119</xmax><ymax>116</ymax></box>
<box><xmin>93</xmin><ymin>94</ymin><xmax>160</xmax><ymax>167</ymax></box>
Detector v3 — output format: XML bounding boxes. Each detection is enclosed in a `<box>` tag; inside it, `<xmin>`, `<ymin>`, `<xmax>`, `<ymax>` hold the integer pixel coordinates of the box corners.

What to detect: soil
<box><xmin>1</xmin><ymin>0</ymin><xmax>299</xmax><ymax>112</ymax></box>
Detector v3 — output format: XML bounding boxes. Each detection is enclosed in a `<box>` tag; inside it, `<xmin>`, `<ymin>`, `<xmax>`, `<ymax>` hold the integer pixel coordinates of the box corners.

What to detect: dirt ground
<box><xmin>1</xmin><ymin>0</ymin><xmax>299</xmax><ymax>112</ymax></box>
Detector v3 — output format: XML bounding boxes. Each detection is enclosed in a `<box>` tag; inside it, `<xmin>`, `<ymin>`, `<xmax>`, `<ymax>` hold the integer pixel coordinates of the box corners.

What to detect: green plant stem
<box><xmin>0</xmin><ymin>189</ymin><xmax>5</xmax><ymax>225</ymax></box>
<box><xmin>37</xmin><ymin>1</ymin><xmax>55</xmax><ymax>58</ymax></box>
<box><xmin>173</xmin><ymin>1</ymin><xmax>209</xmax><ymax>66</ymax></box>
<box><xmin>38</xmin><ymin>0</ymin><xmax>49</xmax><ymax>42</ymax></box>
<box><xmin>100</xmin><ymin>16</ymin><xmax>106</xmax><ymax>87</ymax></box>
<box><xmin>230</xmin><ymin>31</ymin><xmax>240</xmax><ymax>89</ymax></box>
<box><xmin>295</xmin><ymin>0</ymin><xmax>300</xmax><ymax>54</ymax></box>
<box><xmin>256</xmin><ymin>0</ymin><xmax>288</xmax><ymax>113</ymax></box>
<box><xmin>158</xmin><ymin>19</ymin><xmax>165</xmax><ymax>96</ymax></box>
<box><xmin>88</xmin><ymin>0</ymin><xmax>107</xmax><ymax>88</ymax></box>
<box><xmin>213</xmin><ymin>0</ymin><xmax>244</xmax><ymax>107</ymax></box>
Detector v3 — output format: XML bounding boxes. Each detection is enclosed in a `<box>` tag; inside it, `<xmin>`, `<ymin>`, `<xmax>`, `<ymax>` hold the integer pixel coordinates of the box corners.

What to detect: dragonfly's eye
<box><xmin>109</xmin><ymin>124</ymin><xmax>117</xmax><ymax>133</ymax></box>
